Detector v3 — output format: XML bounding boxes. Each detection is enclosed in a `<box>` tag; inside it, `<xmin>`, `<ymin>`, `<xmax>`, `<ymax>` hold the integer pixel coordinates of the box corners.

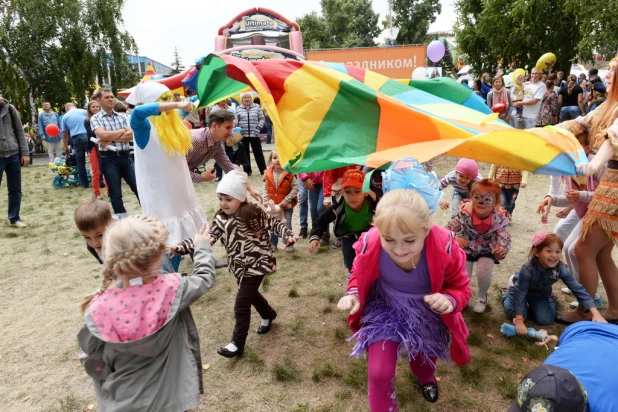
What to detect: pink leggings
<box><xmin>368</xmin><ymin>340</ymin><xmax>437</xmax><ymax>412</ymax></box>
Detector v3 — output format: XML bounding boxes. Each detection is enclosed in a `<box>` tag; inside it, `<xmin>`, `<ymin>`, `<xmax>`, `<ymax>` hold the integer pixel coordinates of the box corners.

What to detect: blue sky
<box><xmin>122</xmin><ymin>0</ymin><xmax>456</xmax><ymax>69</ymax></box>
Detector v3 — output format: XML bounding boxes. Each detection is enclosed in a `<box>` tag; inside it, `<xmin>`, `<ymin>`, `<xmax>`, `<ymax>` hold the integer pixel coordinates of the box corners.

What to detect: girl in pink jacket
<box><xmin>338</xmin><ymin>189</ymin><xmax>471</xmax><ymax>410</ymax></box>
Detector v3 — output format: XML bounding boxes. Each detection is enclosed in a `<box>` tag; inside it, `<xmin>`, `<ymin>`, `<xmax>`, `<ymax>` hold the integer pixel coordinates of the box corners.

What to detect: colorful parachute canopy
<box><xmin>196</xmin><ymin>54</ymin><xmax>587</xmax><ymax>175</ymax></box>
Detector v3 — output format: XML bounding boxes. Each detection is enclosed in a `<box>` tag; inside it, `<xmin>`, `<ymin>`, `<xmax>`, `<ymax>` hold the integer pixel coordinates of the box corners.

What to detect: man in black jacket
<box><xmin>0</xmin><ymin>90</ymin><xmax>29</xmax><ymax>228</ymax></box>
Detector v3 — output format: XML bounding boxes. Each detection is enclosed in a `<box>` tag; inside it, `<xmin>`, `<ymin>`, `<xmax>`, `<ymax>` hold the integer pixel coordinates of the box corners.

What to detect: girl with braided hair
<box><xmin>77</xmin><ymin>215</ymin><xmax>216</xmax><ymax>412</ymax></box>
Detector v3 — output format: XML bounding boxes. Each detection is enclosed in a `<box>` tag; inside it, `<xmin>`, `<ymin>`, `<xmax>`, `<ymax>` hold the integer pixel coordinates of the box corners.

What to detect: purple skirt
<box><xmin>350</xmin><ymin>278</ymin><xmax>450</xmax><ymax>364</ymax></box>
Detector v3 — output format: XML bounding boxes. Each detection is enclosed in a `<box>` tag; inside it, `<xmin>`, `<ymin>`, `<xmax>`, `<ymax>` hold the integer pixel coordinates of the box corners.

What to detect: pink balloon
<box><xmin>427</xmin><ymin>40</ymin><xmax>446</xmax><ymax>63</ymax></box>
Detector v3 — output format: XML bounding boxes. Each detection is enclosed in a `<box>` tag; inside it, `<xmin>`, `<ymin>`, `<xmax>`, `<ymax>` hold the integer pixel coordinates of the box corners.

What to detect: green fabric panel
<box><xmin>196</xmin><ymin>56</ymin><xmax>249</xmax><ymax>108</ymax></box>
<box><xmin>408</xmin><ymin>77</ymin><xmax>471</xmax><ymax>104</ymax></box>
<box><xmin>377</xmin><ymin>79</ymin><xmax>414</xmax><ymax>96</ymax></box>
<box><xmin>299</xmin><ymin>79</ymin><xmax>379</xmax><ymax>173</ymax></box>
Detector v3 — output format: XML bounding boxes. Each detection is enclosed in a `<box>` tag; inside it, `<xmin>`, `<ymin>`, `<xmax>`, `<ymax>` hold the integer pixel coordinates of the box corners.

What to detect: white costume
<box><xmin>127</xmin><ymin>83</ymin><xmax>206</xmax><ymax>246</ymax></box>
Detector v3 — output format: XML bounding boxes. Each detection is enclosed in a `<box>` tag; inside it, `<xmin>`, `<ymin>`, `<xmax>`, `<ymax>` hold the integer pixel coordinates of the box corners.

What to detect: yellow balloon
<box><xmin>536</xmin><ymin>53</ymin><xmax>556</xmax><ymax>73</ymax></box>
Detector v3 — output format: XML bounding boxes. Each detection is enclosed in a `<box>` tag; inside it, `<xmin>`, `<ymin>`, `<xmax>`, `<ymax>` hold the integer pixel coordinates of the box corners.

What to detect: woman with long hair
<box><xmin>84</xmin><ymin>100</ymin><xmax>106</xmax><ymax>199</ymax></box>
<box><xmin>558</xmin><ymin>58</ymin><xmax>618</xmax><ymax>324</ymax></box>
<box><xmin>559</xmin><ymin>74</ymin><xmax>585</xmax><ymax>122</ymax></box>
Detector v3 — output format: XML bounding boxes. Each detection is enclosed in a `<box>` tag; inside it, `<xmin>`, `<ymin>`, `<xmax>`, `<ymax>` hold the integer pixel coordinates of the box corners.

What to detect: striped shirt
<box><xmin>186</xmin><ymin>127</ymin><xmax>236</xmax><ymax>183</ymax></box>
<box><xmin>90</xmin><ymin>110</ymin><xmax>132</xmax><ymax>152</ymax></box>
<box><xmin>439</xmin><ymin>171</ymin><xmax>482</xmax><ymax>195</ymax></box>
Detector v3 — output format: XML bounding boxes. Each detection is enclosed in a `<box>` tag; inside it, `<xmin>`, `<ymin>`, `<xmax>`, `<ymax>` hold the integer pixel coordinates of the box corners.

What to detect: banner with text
<box><xmin>306</xmin><ymin>46</ymin><xmax>426</xmax><ymax>79</ymax></box>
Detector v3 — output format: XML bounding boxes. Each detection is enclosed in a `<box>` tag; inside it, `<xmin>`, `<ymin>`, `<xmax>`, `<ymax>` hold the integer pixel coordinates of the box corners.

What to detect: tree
<box><xmin>170</xmin><ymin>47</ymin><xmax>185</xmax><ymax>74</ymax></box>
<box><xmin>441</xmin><ymin>38</ymin><xmax>456</xmax><ymax>78</ymax></box>
<box><xmin>454</xmin><ymin>0</ymin><xmax>584</xmax><ymax>76</ymax></box>
<box><xmin>296</xmin><ymin>0</ymin><xmax>381</xmax><ymax>49</ymax></box>
<box><xmin>384</xmin><ymin>0</ymin><xmax>442</xmax><ymax>45</ymax></box>
<box><xmin>0</xmin><ymin>0</ymin><xmax>138</xmax><ymax>140</ymax></box>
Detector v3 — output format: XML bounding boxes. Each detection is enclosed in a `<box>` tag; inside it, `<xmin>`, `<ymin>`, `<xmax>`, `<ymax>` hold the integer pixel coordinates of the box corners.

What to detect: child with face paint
<box><xmin>447</xmin><ymin>179</ymin><xmax>512</xmax><ymax>313</ymax></box>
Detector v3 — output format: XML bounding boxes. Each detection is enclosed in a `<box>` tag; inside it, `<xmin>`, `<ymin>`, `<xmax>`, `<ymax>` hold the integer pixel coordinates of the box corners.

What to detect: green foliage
<box><xmin>272</xmin><ymin>357</ymin><xmax>301</xmax><ymax>381</ymax></box>
<box><xmin>0</xmin><ymin>0</ymin><xmax>138</xmax><ymax>131</ymax></box>
<box><xmin>296</xmin><ymin>0</ymin><xmax>381</xmax><ymax>49</ymax></box>
<box><xmin>312</xmin><ymin>363</ymin><xmax>342</xmax><ymax>382</ymax></box>
<box><xmin>455</xmin><ymin>0</ymin><xmax>584</xmax><ymax>75</ymax></box>
<box><xmin>170</xmin><ymin>46</ymin><xmax>185</xmax><ymax>75</ymax></box>
<box><xmin>386</xmin><ymin>0</ymin><xmax>442</xmax><ymax>45</ymax></box>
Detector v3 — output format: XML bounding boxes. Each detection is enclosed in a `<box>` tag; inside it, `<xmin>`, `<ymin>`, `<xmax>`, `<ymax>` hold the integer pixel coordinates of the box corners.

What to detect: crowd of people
<box><xmin>2</xmin><ymin>59</ymin><xmax>618</xmax><ymax>411</ymax></box>
<box><xmin>466</xmin><ymin>67</ymin><xmax>608</xmax><ymax>128</ymax></box>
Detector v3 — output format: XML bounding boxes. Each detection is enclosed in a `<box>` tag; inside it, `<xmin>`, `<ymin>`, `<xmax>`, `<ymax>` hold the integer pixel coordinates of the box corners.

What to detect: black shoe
<box><xmin>214</xmin><ymin>258</ymin><xmax>228</xmax><ymax>268</ymax></box>
<box><xmin>420</xmin><ymin>381</ymin><xmax>439</xmax><ymax>403</ymax></box>
<box><xmin>215</xmin><ymin>177</ymin><xmax>222</xmax><ymax>182</ymax></box>
<box><xmin>257</xmin><ymin>310</ymin><xmax>277</xmax><ymax>334</ymax></box>
<box><xmin>331</xmin><ymin>240</ymin><xmax>342</xmax><ymax>249</ymax></box>
<box><xmin>217</xmin><ymin>343</ymin><xmax>244</xmax><ymax>358</ymax></box>
<box><xmin>299</xmin><ymin>227</ymin><xmax>308</xmax><ymax>239</ymax></box>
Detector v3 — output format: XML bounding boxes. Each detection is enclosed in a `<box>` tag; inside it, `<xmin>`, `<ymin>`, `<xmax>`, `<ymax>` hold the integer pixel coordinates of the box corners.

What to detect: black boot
<box><xmin>420</xmin><ymin>381</ymin><xmax>439</xmax><ymax>403</ymax></box>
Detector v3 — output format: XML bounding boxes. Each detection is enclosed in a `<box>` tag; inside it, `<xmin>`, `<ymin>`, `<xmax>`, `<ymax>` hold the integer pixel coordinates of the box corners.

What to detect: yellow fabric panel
<box><xmin>270</xmin><ymin>64</ymin><xmax>350</xmax><ymax>166</ymax></box>
<box><xmin>364</xmin><ymin>71</ymin><xmax>390</xmax><ymax>90</ymax></box>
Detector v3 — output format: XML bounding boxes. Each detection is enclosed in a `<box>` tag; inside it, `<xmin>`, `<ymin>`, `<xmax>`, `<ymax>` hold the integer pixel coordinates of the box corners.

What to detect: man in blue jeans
<box><xmin>0</xmin><ymin>90</ymin><xmax>29</xmax><ymax>228</ymax></box>
<box><xmin>61</xmin><ymin>103</ymin><xmax>89</xmax><ymax>189</ymax></box>
<box><xmin>91</xmin><ymin>88</ymin><xmax>139</xmax><ymax>214</ymax></box>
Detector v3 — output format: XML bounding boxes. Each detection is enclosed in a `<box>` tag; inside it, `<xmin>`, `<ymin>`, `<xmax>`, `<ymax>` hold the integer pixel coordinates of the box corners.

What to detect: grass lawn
<box><xmin>0</xmin><ymin>153</ymin><xmax>605</xmax><ymax>412</ymax></box>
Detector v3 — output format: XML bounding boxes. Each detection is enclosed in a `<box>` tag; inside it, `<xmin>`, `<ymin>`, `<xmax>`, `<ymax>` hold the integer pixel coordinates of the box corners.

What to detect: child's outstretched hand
<box><xmin>439</xmin><ymin>200</ymin><xmax>450</xmax><ymax>210</ymax></box>
<box><xmin>195</xmin><ymin>222</ymin><xmax>213</xmax><ymax>243</ymax></box>
<box><xmin>424</xmin><ymin>293</ymin><xmax>454</xmax><ymax>314</ymax></box>
<box><xmin>536</xmin><ymin>197</ymin><xmax>551</xmax><ymax>223</ymax></box>
<box><xmin>308</xmin><ymin>239</ymin><xmax>320</xmax><ymax>254</ymax></box>
<box><xmin>337</xmin><ymin>295</ymin><xmax>361</xmax><ymax>315</ymax></box>
<box><xmin>565</xmin><ymin>189</ymin><xmax>580</xmax><ymax>203</ymax></box>
<box><xmin>515</xmin><ymin>319</ymin><xmax>528</xmax><ymax>336</ymax></box>
<box><xmin>492</xmin><ymin>246</ymin><xmax>506</xmax><ymax>260</ymax></box>
<box><xmin>282</xmin><ymin>236</ymin><xmax>301</xmax><ymax>251</ymax></box>
<box><xmin>456</xmin><ymin>237</ymin><xmax>469</xmax><ymax>249</ymax></box>
<box><xmin>590</xmin><ymin>308</ymin><xmax>607</xmax><ymax>323</ymax></box>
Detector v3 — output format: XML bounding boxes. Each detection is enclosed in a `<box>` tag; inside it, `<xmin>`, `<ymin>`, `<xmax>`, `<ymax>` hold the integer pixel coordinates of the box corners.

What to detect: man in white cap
<box><xmin>127</xmin><ymin>82</ymin><xmax>208</xmax><ymax>271</ymax></box>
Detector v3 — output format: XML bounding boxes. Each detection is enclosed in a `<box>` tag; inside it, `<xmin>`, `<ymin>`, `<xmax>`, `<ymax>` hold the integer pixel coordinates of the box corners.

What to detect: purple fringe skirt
<box><xmin>350</xmin><ymin>278</ymin><xmax>450</xmax><ymax>364</ymax></box>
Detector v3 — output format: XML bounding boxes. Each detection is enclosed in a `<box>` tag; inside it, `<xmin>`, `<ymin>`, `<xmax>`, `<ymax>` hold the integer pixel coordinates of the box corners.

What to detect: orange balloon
<box><xmin>45</xmin><ymin>123</ymin><xmax>59</xmax><ymax>137</ymax></box>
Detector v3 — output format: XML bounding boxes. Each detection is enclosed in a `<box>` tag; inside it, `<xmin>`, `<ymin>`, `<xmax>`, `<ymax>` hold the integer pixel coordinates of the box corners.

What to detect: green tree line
<box><xmin>0</xmin><ymin>0</ymin><xmax>138</xmax><ymax>133</ymax></box>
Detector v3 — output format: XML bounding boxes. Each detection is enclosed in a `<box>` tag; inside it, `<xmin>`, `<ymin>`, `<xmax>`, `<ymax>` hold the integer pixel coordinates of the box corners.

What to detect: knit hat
<box><xmin>508</xmin><ymin>364</ymin><xmax>587</xmax><ymax>412</ymax></box>
<box><xmin>341</xmin><ymin>169</ymin><xmax>365</xmax><ymax>190</ymax></box>
<box><xmin>455</xmin><ymin>158</ymin><xmax>478</xmax><ymax>180</ymax></box>
<box><xmin>216</xmin><ymin>170</ymin><xmax>248</xmax><ymax>202</ymax></box>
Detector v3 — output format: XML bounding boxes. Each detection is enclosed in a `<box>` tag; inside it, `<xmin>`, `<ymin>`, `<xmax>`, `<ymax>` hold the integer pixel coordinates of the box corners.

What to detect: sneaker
<box><xmin>473</xmin><ymin>295</ymin><xmax>487</xmax><ymax>313</ymax></box>
<box><xmin>9</xmin><ymin>221</ymin><xmax>27</xmax><ymax>229</ymax></box>
<box><xmin>331</xmin><ymin>240</ymin><xmax>342</xmax><ymax>249</ymax></box>
<box><xmin>299</xmin><ymin>227</ymin><xmax>308</xmax><ymax>239</ymax></box>
<box><xmin>561</xmin><ymin>287</ymin><xmax>573</xmax><ymax>295</ymax></box>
